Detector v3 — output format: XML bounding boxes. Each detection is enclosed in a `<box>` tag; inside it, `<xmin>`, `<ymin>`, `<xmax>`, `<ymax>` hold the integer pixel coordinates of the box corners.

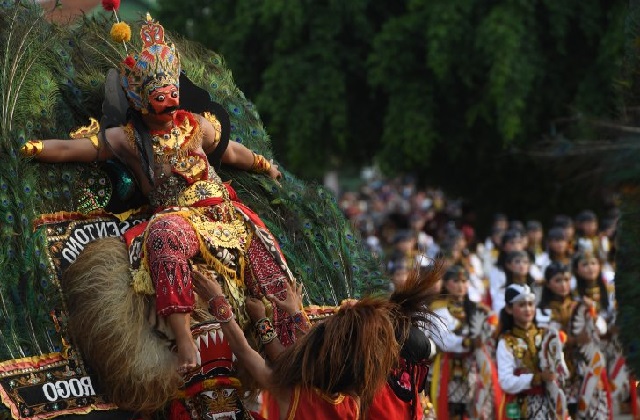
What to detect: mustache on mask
<box><xmin>149</xmin><ymin>105</ymin><xmax>178</xmax><ymax>115</ymax></box>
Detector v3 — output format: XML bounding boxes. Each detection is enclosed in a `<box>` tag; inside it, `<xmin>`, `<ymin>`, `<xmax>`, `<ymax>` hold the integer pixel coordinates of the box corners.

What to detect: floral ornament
<box><xmin>101</xmin><ymin>0</ymin><xmax>121</xmax><ymax>12</ymax></box>
<box><xmin>558</xmin><ymin>330</ymin><xmax>567</xmax><ymax>344</ymax></box>
<box><xmin>110</xmin><ymin>22</ymin><xmax>131</xmax><ymax>43</ymax></box>
<box><xmin>123</xmin><ymin>56</ymin><xmax>136</xmax><ymax>68</ymax></box>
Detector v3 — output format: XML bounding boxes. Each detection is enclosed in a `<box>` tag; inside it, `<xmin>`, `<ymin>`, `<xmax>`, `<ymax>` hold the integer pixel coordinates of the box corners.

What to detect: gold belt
<box><xmin>177</xmin><ymin>180</ymin><xmax>229</xmax><ymax>206</ymax></box>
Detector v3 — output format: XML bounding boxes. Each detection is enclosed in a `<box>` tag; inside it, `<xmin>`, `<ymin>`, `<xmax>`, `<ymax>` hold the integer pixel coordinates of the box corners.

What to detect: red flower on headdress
<box><xmin>101</xmin><ymin>0</ymin><xmax>120</xmax><ymax>12</ymax></box>
<box><xmin>123</xmin><ymin>56</ymin><xmax>136</xmax><ymax>68</ymax></box>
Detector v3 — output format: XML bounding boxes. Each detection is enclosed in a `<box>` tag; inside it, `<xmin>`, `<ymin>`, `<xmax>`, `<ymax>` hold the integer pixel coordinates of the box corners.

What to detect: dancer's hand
<box><xmin>267</xmin><ymin>281</ymin><xmax>303</xmax><ymax>316</ymax></box>
<box><xmin>267</xmin><ymin>161</ymin><xmax>282</xmax><ymax>184</ymax></box>
<box><xmin>246</xmin><ymin>297</ymin><xmax>267</xmax><ymax>322</ymax></box>
<box><xmin>575</xmin><ymin>329</ymin><xmax>590</xmax><ymax>346</ymax></box>
<box><xmin>540</xmin><ymin>370</ymin><xmax>557</xmax><ymax>383</ymax></box>
<box><xmin>192</xmin><ymin>270</ymin><xmax>223</xmax><ymax>300</ymax></box>
<box><xmin>474</xmin><ymin>337</ymin><xmax>483</xmax><ymax>349</ymax></box>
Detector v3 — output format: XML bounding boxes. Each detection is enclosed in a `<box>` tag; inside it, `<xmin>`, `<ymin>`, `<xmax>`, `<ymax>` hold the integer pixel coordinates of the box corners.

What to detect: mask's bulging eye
<box><xmin>171</xmin><ymin>91</ymin><xmax>179</xmax><ymax>98</ymax></box>
<box><xmin>156</xmin><ymin>95</ymin><xmax>165</xmax><ymax>101</ymax></box>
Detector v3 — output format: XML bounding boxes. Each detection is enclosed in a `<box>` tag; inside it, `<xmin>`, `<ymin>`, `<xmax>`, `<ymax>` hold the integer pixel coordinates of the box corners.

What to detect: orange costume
<box><xmin>368</xmin><ymin>383</ymin><xmax>421</xmax><ymax>420</ymax></box>
<box><xmin>284</xmin><ymin>387</ymin><xmax>359</xmax><ymax>420</ymax></box>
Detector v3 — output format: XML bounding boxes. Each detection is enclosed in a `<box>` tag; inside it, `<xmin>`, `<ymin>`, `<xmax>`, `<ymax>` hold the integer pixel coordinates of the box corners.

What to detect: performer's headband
<box><xmin>505</xmin><ymin>284</ymin><xmax>535</xmax><ymax>304</ymax></box>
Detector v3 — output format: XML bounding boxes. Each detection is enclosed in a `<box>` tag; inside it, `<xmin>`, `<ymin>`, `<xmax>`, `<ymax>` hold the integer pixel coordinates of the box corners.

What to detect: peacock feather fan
<box><xmin>0</xmin><ymin>0</ymin><xmax>387</xmax><ymax>385</ymax></box>
<box><xmin>0</xmin><ymin>3</ymin><xmax>78</xmax><ymax>365</ymax></box>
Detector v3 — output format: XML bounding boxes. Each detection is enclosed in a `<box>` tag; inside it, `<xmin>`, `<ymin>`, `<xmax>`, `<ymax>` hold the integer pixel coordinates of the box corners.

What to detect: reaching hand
<box><xmin>575</xmin><ymin>329</ymin><xmax>590</xmax><ymax>346</ymax></box>
<box><xmin>192</xmin><ymin>270</ymin><xmax>223</xmax><ymax>301</ymax></box>
<box><xmin>267</xmin><ymin>281</ymin><xmax>303</xmax><ymax>316</ymax></box>
<box><xmin>473</xmin><ymin>337</ymin><xmax>483</xmax><ymax>349</ymax></box>
<box><xmin>267</xmin><ymin>162</ymin><xmax>282</xmax><ymax>184</ymax></box>
<box><xmin>245</xmin><ymin>297</ymin><xmax>267</xmax><ymax>322</ymax></box>
<box><xmin>540</xmin><ymin>370</ymin><xmax>557</xmax><ymax>383</ymax></box>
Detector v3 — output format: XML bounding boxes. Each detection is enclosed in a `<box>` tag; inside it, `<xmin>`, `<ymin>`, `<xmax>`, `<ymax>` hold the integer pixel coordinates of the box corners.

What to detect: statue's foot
<box><xmin>176</xmin><ymin>339</ymin><xmax>200</xmax><ymax>375</ymax></box>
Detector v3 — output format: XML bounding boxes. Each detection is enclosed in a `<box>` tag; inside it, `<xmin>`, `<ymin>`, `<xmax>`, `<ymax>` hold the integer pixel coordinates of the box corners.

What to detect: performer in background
<box><xmin>492</xmin><ymin>250</ymin><xmax>537</xmax><ymax>314</ymax></box>
<box><xmin>571</xmin><ymin>250</ymin><xmax>614</xmax><ymax>418</ymax></box>
<box><xmin>430</xmin><ymin>265</ymin><xmax>497</xmax><ymax>419</ymax></box>
<box><xmin>535</xmin><ymin>262</ymin><xmax>584</xmax><ymax>417</ymax></box>
<box><xmin>496</xmin><ymin>284</ymin><xmax>558</xmax><ymax>419</ymax></box>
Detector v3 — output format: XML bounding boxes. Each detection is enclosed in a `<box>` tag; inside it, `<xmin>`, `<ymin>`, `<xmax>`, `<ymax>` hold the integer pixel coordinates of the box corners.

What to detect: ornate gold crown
<box><xmin>120</xmin><ymin>13</ymin><xmax>180</xmax><ymax>111</ymax></box>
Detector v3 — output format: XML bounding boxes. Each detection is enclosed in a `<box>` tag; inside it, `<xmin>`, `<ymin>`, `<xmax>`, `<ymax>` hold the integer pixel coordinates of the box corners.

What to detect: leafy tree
<box><xmin>156</xmin><ymin>1</ymin><xmax>389</xmax><ymax>177</ymax></box>
<box><xmin>368</xmin><ymin>0</ymin><xmax>625</xmax><ymax>186</ymax></box>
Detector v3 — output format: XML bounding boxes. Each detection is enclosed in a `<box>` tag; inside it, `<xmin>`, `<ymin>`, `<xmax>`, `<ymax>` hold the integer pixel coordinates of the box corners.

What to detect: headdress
<box><xmin>526</xmin><ymin>220</ymin><xmax>542</xmax><ymax>232</ymax></box>
<box><xmin>120</xmin><ymin>13</ymin><xmax>180</xmax><ymax>111</ymax></box>
<box><xmin>575</xmin><ymin>210</ymin><xmax>597</xmax><ymax>223</ymax></box>
<box><xmin>505</xmin><ymin>283</ymin><xmax>535</xmax><ymax>304</ymax></box>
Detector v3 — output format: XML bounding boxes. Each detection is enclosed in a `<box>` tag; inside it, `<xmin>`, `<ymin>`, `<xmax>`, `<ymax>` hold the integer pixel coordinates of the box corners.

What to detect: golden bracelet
<box><xmin>251</xmin><ymin>152</ymin><xmax>271</xmax><ymax>174</ymax></box>
<box><xmin>255</xmin><ymin>317</ymin><xmax>277</xmax><ymax>344</ymax></box>
<box><xmin>20</xmin><ymin>140</ymin><xmax>44</xmax><ymax>157</ymax></box>
<box><xmin>462</xmin><ymin>337</ymin><xmax>472</xmax><ymax>348</ymax></box>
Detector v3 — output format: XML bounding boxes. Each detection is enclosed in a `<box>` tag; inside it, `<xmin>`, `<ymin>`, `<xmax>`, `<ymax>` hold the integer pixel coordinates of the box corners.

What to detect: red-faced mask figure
<box><xmin>147</xmin><ymin>84</ymin><xmax>179</xmax><ymax>122</ymax></box>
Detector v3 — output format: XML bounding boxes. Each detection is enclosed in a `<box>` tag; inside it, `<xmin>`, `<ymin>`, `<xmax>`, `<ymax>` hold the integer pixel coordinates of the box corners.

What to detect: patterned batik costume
<box><xmin>126</xmin><ymin>109</ymin><xmax>297</xmax><ymax>344</ymax></box>
<box><xmin>497</xmin><ymin>325</ymin><xmax>554</xmax><ymax>419</ymax></box>
<box><xmin>429</xmin><ymin>298</ymin><xmax>495</xmax><ymax>419</ymax></box>
<box><xmin>570</xmin><ymin>293</ymin><xmax>612</xmax><ymax>419</ymax></box>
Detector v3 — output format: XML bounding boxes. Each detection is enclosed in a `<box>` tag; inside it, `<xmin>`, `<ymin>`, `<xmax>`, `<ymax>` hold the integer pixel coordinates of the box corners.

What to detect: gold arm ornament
<box><xmin>69</xmin><ymin>117</ymin><xmax>100</xmax><ymax>149</ymax></box>
<box><xmin>202</xmin><ymin>111</ymin><xmax>222</xmax><ymax>147</ymax></box>
<box><xmin>250</xmin><ymin>152</ymin><xmax>271</xmax><ymax>174</ymax></box>
<box><xmin>20</xmin><ymin>140</ymin><xmax>44</xmax><ymax>157</ymax></box>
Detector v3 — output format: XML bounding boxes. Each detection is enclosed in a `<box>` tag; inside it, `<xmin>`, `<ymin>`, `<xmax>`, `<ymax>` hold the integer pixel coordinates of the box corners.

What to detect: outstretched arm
<box><xmin>191</xmin><ymin>270</ymin><xmax>273</xmax><ymax>389</ymax></box>
<box><xmin>199</xmin><ymin>114</ymin><xmax>282</xmax><ymax>180</ymax></box>
<box><xmin>21</xmin><ymin>127</ymin><xmax>123</xmax><ymax>163</ymax></box>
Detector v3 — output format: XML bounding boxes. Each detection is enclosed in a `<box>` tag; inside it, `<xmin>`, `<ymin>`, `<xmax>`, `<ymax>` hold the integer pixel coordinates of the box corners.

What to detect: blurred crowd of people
<box><xmin>338</xmin><ymin>174</ymin><xmax>629</xmax><ymax>419</ymax></box>
<box><xmin>338</xmin><ymin>175</ymin><xmax>618</xmax><ymax>302</ymax></box>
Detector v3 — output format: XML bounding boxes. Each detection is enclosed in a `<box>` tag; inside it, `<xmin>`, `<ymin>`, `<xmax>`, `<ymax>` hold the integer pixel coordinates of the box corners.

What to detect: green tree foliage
<box><xmin>156</xmin><ymin>0</ymin><xmax>626</xmax><ymax>225</ymax></box>
<box><xmin>368</xmin><ymin>0</ymin><xmax>625</xmax><ymax>214</ymax></box>
<box><xmin>157</xmin><ymin>1</ymin><xmax>388</xmax><ymax>177</ymax></box>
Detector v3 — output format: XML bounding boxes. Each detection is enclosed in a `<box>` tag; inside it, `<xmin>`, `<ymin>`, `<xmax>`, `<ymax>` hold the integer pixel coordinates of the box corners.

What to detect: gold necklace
<box><xmin>149</xmin><ymin>111</ymin><xmax>197</xmax><ymax>164</ymax></box>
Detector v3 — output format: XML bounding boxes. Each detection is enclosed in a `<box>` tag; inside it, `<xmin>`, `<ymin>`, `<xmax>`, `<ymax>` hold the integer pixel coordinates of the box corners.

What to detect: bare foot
<box><xmin>176</xmin><ymin>338</ymin><xmax>199</xmax><ymax>374</ymax></box>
